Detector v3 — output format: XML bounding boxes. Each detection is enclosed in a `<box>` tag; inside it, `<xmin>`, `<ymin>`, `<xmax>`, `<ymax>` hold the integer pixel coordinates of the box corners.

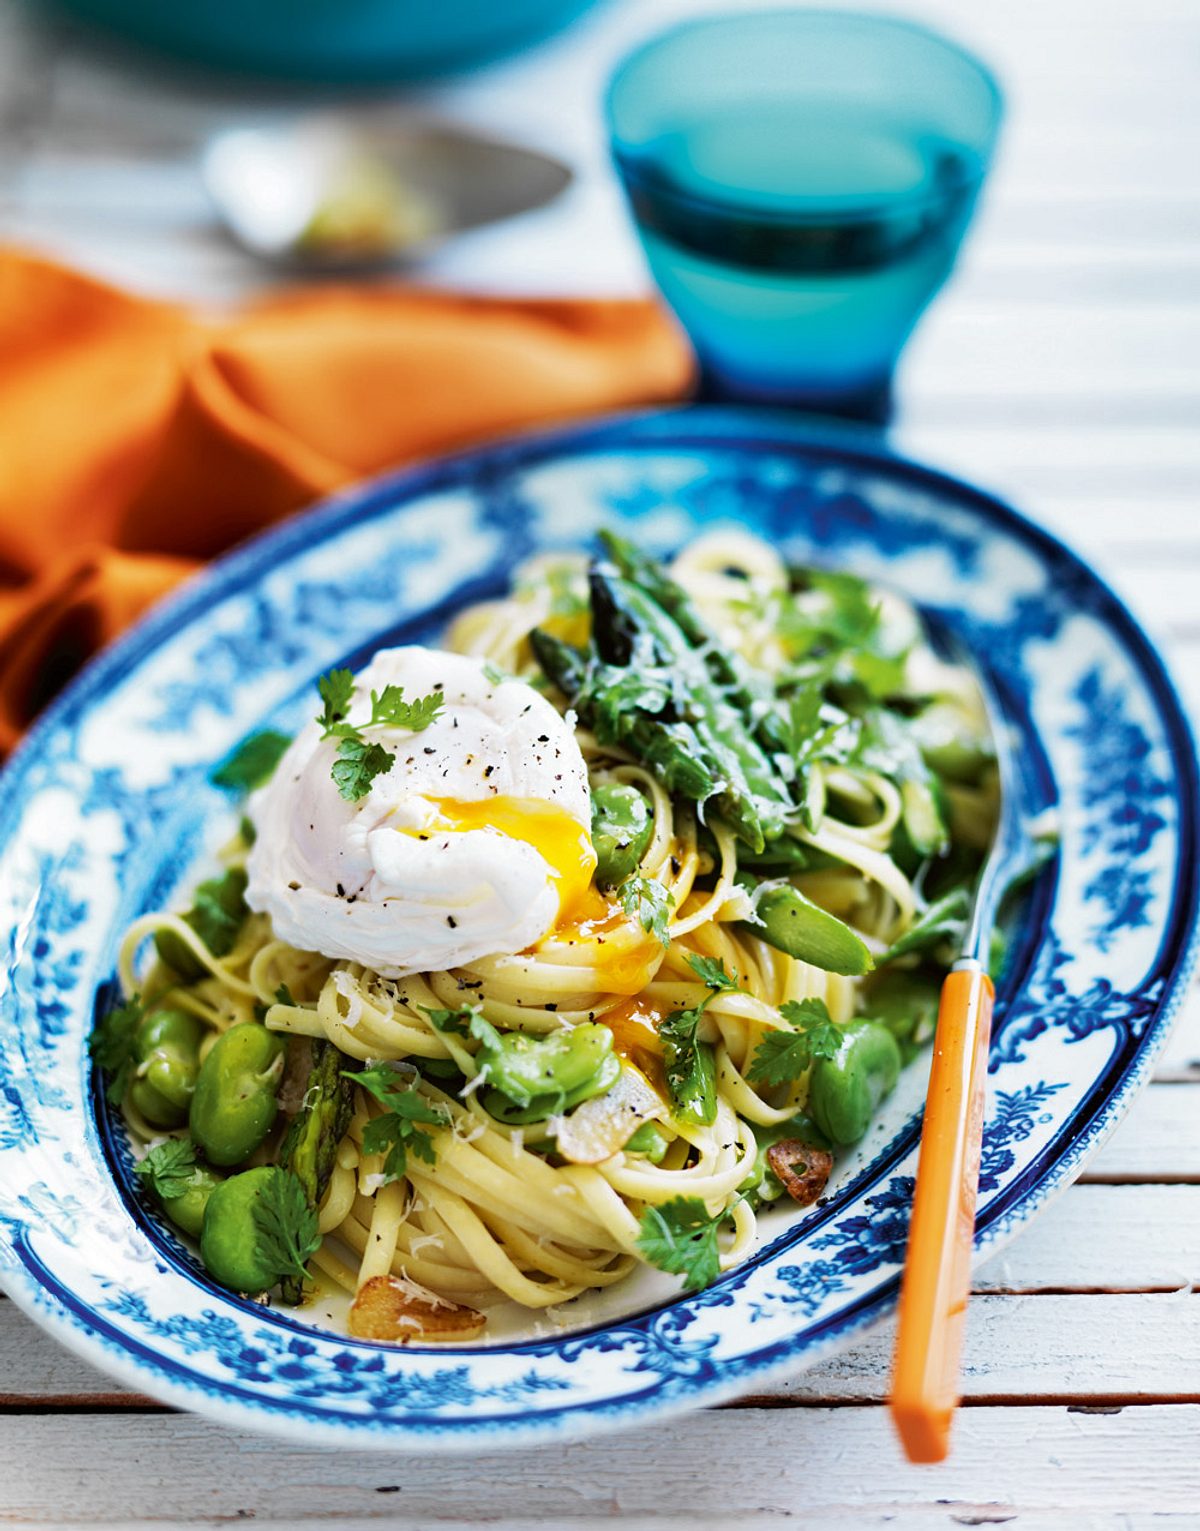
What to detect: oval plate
<box><xmin>0</xmin><ymin>407</ymin><xmax>1196</xmax><ymax>1448</ymax></box>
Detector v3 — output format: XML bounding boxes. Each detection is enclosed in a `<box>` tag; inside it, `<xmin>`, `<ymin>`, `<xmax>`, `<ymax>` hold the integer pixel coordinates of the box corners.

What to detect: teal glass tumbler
<box><xmin>606</xmin><ymin>11</ymin><xmax>1002</xmax><ymax>421</ymax></box>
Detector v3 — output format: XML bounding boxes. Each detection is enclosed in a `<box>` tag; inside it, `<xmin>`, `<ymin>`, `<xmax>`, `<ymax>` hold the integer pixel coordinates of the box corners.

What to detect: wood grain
<box><xmin>1</xmin><ymin>1406</ymin><xmax>1198</xmax><ymax>1522</ymax></box>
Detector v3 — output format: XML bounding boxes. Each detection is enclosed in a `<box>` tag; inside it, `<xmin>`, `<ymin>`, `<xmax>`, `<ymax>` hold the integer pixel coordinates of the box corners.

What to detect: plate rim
<box><xmin>1</xmin><ymin>403</ymin><xmax>1197</xmax><ymax>1449</ymax></box>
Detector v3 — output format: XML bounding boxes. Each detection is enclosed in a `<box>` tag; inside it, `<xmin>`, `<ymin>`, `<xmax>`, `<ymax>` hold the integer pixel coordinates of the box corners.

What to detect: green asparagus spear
<box><xmin>530</xmin><ymin>628</ymin><xmax>716</xmax><ymax>803</ymax></box>
<box><xmin>736</xmin><ymin>875</ymin><xmax>875</xmax><ymax>977</ymax></box>
<box><xmin>589</xmin><ymin>568</ymin><xmax>789</xmax><ymax>850</ymax></box>
<box><xmin>598</xmin><ymin>530</ymin><xmax>791</xmax><ymax>758</ymax></box>
<box><xmin>276</xmin><ymin>1040</ymin><xmax>356</xmax><ymax>1303</ymax></box>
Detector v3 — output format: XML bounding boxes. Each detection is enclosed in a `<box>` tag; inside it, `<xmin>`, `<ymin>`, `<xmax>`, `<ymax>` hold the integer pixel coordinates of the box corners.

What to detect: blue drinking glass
<box><xmin>606</xmin><ymin>11</ymin><xmax>1002</xmax><ymax>421</ymax></box>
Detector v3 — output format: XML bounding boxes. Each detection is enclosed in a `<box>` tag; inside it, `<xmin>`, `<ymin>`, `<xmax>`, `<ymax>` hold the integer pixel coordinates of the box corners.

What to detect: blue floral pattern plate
<box><xmin>0</xmin><ymin>408</ymin><xmax>1195</xmax><ymax>1448</ymax></box>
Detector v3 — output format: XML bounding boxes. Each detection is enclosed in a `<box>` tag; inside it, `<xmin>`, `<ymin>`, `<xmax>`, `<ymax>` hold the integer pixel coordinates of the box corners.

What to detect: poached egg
<box><xmin>245</xmin><ymin>646</ymin><xmax>596</xmax><ymax>977</ymax></box>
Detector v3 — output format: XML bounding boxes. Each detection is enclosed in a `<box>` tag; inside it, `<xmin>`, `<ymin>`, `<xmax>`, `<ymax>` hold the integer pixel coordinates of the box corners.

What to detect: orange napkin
<box><xmin>0</xmin><ymin>248</ymin><xmax>692</xmax><ymax>752</ymax></box>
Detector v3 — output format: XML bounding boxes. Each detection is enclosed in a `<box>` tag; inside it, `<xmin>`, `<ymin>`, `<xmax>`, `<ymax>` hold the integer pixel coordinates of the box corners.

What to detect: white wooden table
<box><xmin>2</xmin><ymin>0</ymin><xmax>1198</xmax><ymax>1524</ymax></box>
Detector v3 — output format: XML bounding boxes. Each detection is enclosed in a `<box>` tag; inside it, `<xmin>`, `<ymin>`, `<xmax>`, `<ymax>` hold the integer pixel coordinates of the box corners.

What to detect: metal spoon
<box><xmin>202</xmin><ymin>115</ymin><xmax>572</xmax><ymax>270</ymax></box>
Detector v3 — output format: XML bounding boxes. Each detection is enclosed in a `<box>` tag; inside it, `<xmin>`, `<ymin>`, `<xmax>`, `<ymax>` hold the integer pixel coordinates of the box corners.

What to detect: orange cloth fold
<box><xmin>0</xmin><ymin>249</ymin><xmax>692</xmax><ymax>751</ymax></box>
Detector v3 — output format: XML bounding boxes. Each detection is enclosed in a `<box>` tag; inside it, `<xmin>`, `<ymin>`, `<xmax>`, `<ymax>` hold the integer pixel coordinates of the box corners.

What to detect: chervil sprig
<box><xmin>316</xmin><ymin>668</ymin><xmax>355</xmax><ymax>737</ymax></box>
<box><xmin>421</xmin><ymin>1004</ymin><xmax>481</xmax><ymax>1039</ymax></box>
<box><xmin>656</xmin><ymin>955</ymin><xmax>740</xmax><ymax>1127</ymax></box>
<box><xmin>747</xmin><ymin>998</ymin><xmax>842</xmax><ymax>1087</ymax></box>
<box><xmin>684</xmin><ymin>953</ymin><xmax>739</xmax><ymax>993</ymax></box>
<box><xmin>251</xmin><ymin>1169</ymin><xmax>321</xmax><ymax>1283</ymax></box>
<box><xmin>368</xmin><ymin>685</ymin><xmax>444</xmax><ymax>732</ymax></box>
<box><xmin>134</xmin><ymin>1138</ymin><xmax>198</xmax><ymax>1202</ymax></box>
<box><xmin>314</xmin><ymin>669</ymin><xmax>444</xmax><ymax>802</ymax></box>
<box><xmin>618</xmin><ymin>875</ymin><xmax>675</xmax><ymax>947</ymax></box>
<box><xmin>350</xmin><ymin>1063</ymin><xmax>448</xmax><ymax>1183</ymax></box>
<box><xmin>330</xmin><ymin>735</ymin><xmax>395</xmax><ymax>803</ymax></box>
<box><xmin>636</xmin><ymin>1196</ymin><xmax>725</xmax><ymax>1292</ymax></box>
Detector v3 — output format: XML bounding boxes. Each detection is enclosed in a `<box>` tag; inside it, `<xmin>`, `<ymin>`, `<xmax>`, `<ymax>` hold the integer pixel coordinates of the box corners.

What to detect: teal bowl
<box><xmin>49</xmin><ymin>0</ymin><xmax>599</xmax><ymax>82</ymax></box>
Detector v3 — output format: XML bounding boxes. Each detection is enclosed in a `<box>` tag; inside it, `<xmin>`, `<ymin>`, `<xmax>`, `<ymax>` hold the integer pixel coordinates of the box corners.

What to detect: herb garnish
<box><xmin>367</xmin><ymin>685</ymin><xmax>445</xmax><ymax>733</ymax></box>
<box><xmin>350</xmin><ymin>1063</ymin><xmax>448</xmax><ymax>1182</ymax></box>
<box><xmin>274</xmin><ymin>983</ymin><xmax>297</xmax><ymax>1008</ymax></box>
<box><xmin>134</xmin><ymin>1138</ymin><xmax>198</xmax><ymax>1201</ymax></box>
<box><xmin>211</xmin><ymin>729</ymin><xmax>293</xmax><ymax>794</ymax></box>
<box><xmin>422</xmin><ymin>1004</ymin><xmax>481</xmax><ymax>1039</ymax></box>
<box><xmin>618</xmin><ymin>874</ymin><xmax>676</xmax><ymax>947</ymax></box>
<box><xmin>314</xmin><ymin>668</ymin><xmax>445</xmax><ymax>803</ymax></box>
<box><xmin>684</xmin><ymin>953</ymin><xmax>740</xmax><ymax>995</ymax></box>
<box><xmin>89</xmin><ymin>994</ymin><xmax>143</xmax><ymax>1104</ymax></box>
<box><xmin>330</xmin><ymin>735</ymin><xmax>395</xmax><ymax>802</ymax></box>
<box><xmin>251</xmin><ymin>1169</ymin><xmax>321</xmax><ymax>1284</ymax></box>
<box><xmin>747</xmin><ymin>998</ymin><xmax>842</xmax><ymax>1086</ymax></box>
<box><xmin>316</xmin><ymin>668</ymin><xmax>355</xmax><ymax>736</ymax></box>
<box><xmin>657</xmin><ymin>956</ymin><xmax>739</xmax><ymax>1126</ymax></box>
<box><xmin>636</xmin><ymin>1196</ymin><xmax>725</xmax><ymax>1291</ymax></box>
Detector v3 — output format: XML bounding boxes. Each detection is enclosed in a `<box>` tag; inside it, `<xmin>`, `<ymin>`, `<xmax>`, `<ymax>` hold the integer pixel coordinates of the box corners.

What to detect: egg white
<box><xmin>245</xmin><ymin>645</ymin><xmax>594</xmax><ymax>977</ymax></box>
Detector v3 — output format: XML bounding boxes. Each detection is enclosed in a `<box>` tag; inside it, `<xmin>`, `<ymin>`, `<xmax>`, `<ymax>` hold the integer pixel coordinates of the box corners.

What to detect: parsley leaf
<box><xmin>316</xmin><ymin>668</ymin><xmax>355</xmax><ymax>737</ymax></box>
<box><xmin>89</xmin><ymin>995</ymin><xmax>142</xmax><ymax>1104</ymax></box>
<box><xmin>685</xmin><ymin>953</ymin><xmax>739</xmax><ymax>993</ymax></box>
<box><xmin>330</xmin><ymin>735</ymin><xmax>395</xmax><ymax>802</ymax></box>
<box><xmin>135</xmin><ymin>1138</ymin><xmax>198</xmax><ymax>1201</ymax></box>
<box><xmin>619</xmin><ymin>875</ymin><xmax>675</xmax><ymax>947</ymax></box>
<box><xmin>747</xmin><ymin>998</ymin><xmax>843</xmax><ymax>1086</ymax></box>
<box><xmin>421</xmin><ymin>1004</ymin><xmax>480</xmax><ymax>1038</ymax></box>
<box><xmin>316</xmin><ymin>670</ymin><xmax>442</xmax><ymax>800</ymax></box>
<box><xmin>807</xmin><ymin>570</ymin><xmax>880</xmax><ymax>647</ymax></box>
<box><xmin>251</xmin><ymin>1168</ymin><xmax>321</xmax><ymax>1284</ymax></box>
<box><xmin>210</xmin><ymin>729</ymin><xmax>292</xmax><ymax>794</ymax></box>
<box><xmin>482</xmin><ymin>662</ymin><xmax>507</xmax><ymax>686</ymax></box>
<box><xmin>274</xmin><ymin>983</ymin><xmax>297</xmax><ymax>1008</ymax></box>
<box><xmin>350</xmin><ymin>1063</ymin><xmax>448</xmax><ymax>1182</ymax></box>
<box><xmin>655</xmin><ymin>956</ymin><xmax>737</xmax><ymax>1126</ymax></box>
<box><xmin>780</xmin><ymin>690</ymin><xmax>856</xmax><ymax>828</ymax></box>
<box><xmin>369</xmin><ymin>685</ymin><xmax>444</xmax><ymax>732</ymax></box>
<box><xmin>636</xmin><ymin>1196</ymin><xmax>724</xmax><ymax>1292</ymax></box>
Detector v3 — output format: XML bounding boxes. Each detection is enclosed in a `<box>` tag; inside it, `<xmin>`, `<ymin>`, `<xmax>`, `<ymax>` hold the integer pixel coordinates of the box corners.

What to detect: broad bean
<box><xmin>806</xmin><ymin>1021</ymin><xmax>901</xmax><ymax>1146</ymax></box>
<box><xmin>591</xmin><ymin>783</ymin><xmax>653</xmax><ymax>888</ymax></box>
<box><xmin>128</xmin><ymin>1008</ymin><xmax>205</xmax><ymax>1128</ymax></box>
<box><xmin>189</xmin><ymin>1022</ymin><xmax>286</xmax><ymax>1166</ymax></box>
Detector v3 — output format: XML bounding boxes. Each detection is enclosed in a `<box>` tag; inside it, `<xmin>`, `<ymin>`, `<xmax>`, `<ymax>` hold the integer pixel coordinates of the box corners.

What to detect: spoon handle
<box><xmin>890</xmin><ymin>959</ymin><xmax>994</xmax><ymax>1463</ymax></box>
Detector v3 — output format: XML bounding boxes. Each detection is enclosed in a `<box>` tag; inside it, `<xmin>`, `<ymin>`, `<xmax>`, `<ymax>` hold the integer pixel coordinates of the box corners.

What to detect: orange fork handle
<box><xmin>890</xmin><ymin>963</ymin><xmax>994</xmax><ymax>1464</ymax></box>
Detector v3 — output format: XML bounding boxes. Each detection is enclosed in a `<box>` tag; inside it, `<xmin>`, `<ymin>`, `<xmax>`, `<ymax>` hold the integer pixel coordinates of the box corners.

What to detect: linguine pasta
<box><xmin>107</xmin><ymin>530</ymin><xmax>997</xmax><ymax>1335</ymax></box>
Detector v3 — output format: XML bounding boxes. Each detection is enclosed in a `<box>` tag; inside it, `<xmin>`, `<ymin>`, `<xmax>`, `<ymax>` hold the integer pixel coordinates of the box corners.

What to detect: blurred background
<box><xmin>2</xmin><ymin>0</ymin><xmax>1195</xmax><ymax>555</ymax></box>
<box><xmin>4</xmin><ymin>0</ymin><xmax>1196</xmax><ymax>662</ymax></box>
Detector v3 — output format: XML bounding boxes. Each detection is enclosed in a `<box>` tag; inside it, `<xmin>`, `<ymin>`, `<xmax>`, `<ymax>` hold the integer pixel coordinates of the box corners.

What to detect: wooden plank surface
<box><xmin>1</xmin><ymin>1406</ymin><xmax>1198</xmax><ymax>1523</ymax></box>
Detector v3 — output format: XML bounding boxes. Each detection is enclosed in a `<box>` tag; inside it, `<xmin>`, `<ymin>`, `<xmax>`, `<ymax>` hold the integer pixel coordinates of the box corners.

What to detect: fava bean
<box><xmin>161</xmin><ymin>1164</ymin><xmax>223</xmax><ymax>1239</ymax></box>
<box><xmin>591</xmin><ymin>783</ymin><xmax>654</xmax><ymax>888</ymax></box>
<box><xmin>189</xmin><ymin>1022</ymin><xmax>286</xmax><ymax>1166</ymax></box>
<box><xmin>738</xmin><ymin>877</ymin><xmax>874</xmax><ymax>977</ymax></box>
<box><xmin>478</xmin><ymin>1022</ymin><xmax>620</xmax><ymax>1124</ymax></box>
<box><xmin>199</xmin><ymin>1166</ymin><xmax>282</xmax><ymax>1293</ymax></box>
<box><xmin>806</xmin><ymin>1021</ymin><xmax>901</xmax><ymax>1146</ymax></box>
<box><xmin>128</xmin><ymin>1008</ymin><xmax>206</xmax><ymax>1128</ymax></box>
<box><xmin>623</xmin><ymin>1121</ymin><xmax>670</xmax><ymax>1163</ymax></box>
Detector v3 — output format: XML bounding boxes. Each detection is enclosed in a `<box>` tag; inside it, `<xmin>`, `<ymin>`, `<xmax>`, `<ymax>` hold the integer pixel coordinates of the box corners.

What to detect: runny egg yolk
<box><xmin>424</xmin><ymin>796</ymin><xmax>599</xmax><ymax>925</ymax></box>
